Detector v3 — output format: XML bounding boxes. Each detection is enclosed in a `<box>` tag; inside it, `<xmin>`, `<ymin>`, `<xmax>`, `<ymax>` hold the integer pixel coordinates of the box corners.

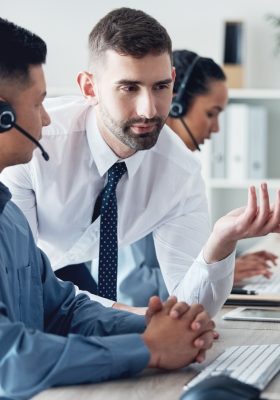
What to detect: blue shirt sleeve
<box><xmin>0</xmin><ymin>250</ymin><xmax>150</xmax><ymax>400</ymax></box>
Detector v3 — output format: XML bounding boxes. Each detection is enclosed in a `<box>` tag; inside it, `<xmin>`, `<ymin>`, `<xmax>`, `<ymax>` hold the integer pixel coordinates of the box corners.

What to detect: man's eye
<box><xmin>154</xmin><ymin>84</ymin><xmax>169</xmax><ymax>90</ymax></box>
<box><xmin>121</xmin><ymin>85</ymin><xmax>138</xmax><ymax>92</ymax></box>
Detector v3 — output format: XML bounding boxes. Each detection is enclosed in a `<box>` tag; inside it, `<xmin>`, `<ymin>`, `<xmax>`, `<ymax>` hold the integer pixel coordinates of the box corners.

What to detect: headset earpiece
<box><xmin>0</xmin><ymin>101</ymin><xmax>16</xmax><ymax>133</ymax></box>
<box><xmin>169</xmin><ymin>55</ymin><xmax>200</xmax><ymax>118</ymax></box>
<box><xmin>0</xmin><ymin>100</ymin><xmax>49</xmax><ymax>160</ymax></box>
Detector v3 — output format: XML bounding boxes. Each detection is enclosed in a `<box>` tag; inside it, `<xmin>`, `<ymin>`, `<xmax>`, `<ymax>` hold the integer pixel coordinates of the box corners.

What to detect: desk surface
<box><xmin>32</xmin><ymin>307</ymin><xmax>280</xmax><ymax>400</ymax></box>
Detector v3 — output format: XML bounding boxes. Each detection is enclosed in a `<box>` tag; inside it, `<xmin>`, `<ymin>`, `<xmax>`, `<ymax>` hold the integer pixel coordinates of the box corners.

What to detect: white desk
<box><xmin>32</xmin><ymin>307</ymin><xmax>280</xmax><ymax>400</ymax></box>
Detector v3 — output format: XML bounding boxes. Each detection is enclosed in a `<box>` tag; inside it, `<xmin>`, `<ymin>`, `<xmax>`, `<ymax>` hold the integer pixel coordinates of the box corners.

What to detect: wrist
<box><xmin>203</xmin><ymin>232</ymin><xmax>236</xmax><ymax>264</ymax></box>
<box><xmin>141</xmin><ymin>333</ymin><xmax>159</xmax><ymax>368</ymax></box>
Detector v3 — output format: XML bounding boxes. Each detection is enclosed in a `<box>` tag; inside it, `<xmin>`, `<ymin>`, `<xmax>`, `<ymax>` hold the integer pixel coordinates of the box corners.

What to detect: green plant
<box><xmin>266</xmin><ymin>14</ymin><xmax>280</xmax><ymax>56</ymax></box>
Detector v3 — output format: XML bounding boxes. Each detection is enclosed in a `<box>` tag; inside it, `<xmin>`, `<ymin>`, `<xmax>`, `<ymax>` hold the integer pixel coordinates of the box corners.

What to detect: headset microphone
<box><xmin>169</xmin><ymin>55</ymin><xmax>201</xmax><ymax>151</ymax></box>
<box><xmin>169</xmin><ymin>55</ymin><xmax>200</xmax><ymax>118</ymax></box>
<box><xmin>179</xmin><ymin>118</ymin><xmax>200</xmax><ymax>152</ymax></box>
<box><xmin>0</xmin><ymin>101</ymin><xmax>49</xmax><ymax>161</ymax></box>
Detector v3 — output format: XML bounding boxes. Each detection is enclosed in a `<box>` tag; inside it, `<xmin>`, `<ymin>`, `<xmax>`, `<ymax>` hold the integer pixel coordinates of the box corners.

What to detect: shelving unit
<box><xmin>201</xmin><ymin>89</ymin><xmax>280</xmax><ymax>251</ymax></box>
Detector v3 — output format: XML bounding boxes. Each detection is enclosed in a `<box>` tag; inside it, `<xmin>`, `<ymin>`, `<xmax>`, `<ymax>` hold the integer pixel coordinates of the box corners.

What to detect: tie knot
<box><xmin>108</xmin><ymin>162</ymin><xmax>127</xmax><ymax>185</ymax></box>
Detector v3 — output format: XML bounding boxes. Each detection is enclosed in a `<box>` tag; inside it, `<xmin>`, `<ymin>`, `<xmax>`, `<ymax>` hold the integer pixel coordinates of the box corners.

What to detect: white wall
<box><xmin>2</xmin><ymin>0</ymin><xmax>280</xmax><ymax>92</ymax></box>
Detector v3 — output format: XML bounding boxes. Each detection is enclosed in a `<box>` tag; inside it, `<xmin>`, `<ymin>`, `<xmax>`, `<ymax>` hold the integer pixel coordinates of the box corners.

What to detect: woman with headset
<box><xmin>120</xmin><ymin>49</ymin><xmax>278</xmax><ymax>306</ymax></box>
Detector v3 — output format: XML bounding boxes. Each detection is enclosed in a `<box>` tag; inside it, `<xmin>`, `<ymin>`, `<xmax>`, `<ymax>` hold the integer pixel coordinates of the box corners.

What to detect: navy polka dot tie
<box><xmin>98</xmin><ymin>162</ymin><xmax>127</xmax><ymax>301</ymax></box>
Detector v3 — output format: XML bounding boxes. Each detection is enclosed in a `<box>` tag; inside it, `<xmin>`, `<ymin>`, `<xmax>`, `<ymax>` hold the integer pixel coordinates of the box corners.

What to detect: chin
<box><xmin>21</xmin><ymin>152</ymin><xmax>33</xmax><ymax>165</ymax></box>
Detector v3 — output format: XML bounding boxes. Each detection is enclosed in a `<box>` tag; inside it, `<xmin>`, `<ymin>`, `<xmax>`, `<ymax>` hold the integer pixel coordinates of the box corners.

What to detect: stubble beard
<box><xmin>99</xmin><ymin>105</ymin><xmax>166</xmax><ymax>151</ymax></box>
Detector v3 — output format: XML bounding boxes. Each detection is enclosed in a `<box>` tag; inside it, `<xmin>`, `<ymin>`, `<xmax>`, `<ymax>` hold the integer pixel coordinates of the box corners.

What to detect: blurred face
<box><xmin>0</xmin><ymin>65</ymin><xmax>50</xmax><ymax>169</ymax></box>
<box><xmin>170</xmin><ymin>80</ymin><xmax>228</xmax><ymax>151</ymax></box>
<box><xmin>79</xmin><ymin>50</ymin><xmax>175</xmax><ymax>158</ymax></box>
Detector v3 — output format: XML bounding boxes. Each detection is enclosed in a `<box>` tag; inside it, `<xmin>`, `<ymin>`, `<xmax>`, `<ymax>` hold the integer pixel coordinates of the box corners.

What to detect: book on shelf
<box><xmin>226</xmin><ymin>103</ymin><xmax>267</xmax><ymax>180</ymax></box>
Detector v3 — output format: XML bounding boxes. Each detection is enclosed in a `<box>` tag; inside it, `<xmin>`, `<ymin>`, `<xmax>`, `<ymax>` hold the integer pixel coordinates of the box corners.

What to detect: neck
<box><xmin>166</xmin><ymin>116</ymin><xmax>199</xmax><ymax>152</ymax></box>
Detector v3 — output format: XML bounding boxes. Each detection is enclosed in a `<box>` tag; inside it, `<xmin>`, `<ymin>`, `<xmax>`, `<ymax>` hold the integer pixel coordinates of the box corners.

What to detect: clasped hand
<box><xmin>143</xmin><ymin>296</ymin><xmax>216</xmax><ymax>370</ymax></box>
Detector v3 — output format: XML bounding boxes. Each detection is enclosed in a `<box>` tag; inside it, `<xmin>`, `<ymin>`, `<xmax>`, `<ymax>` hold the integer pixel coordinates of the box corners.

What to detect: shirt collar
<box><xmin>0</xmin><ymin>181</ymin><xmax>12</xmax><ymax>214</ymax></box>
<box><xmin>85</xmin><ymin>107</ymin><xmax>148</xmax><ymax>179</ymax></box>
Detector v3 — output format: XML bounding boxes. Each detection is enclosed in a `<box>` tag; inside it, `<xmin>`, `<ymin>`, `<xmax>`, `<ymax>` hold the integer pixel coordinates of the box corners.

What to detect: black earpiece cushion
<box><xmin>0</xmin><ymin>101</ymin><xmax>16</xmax><ymax>133</ymax></box>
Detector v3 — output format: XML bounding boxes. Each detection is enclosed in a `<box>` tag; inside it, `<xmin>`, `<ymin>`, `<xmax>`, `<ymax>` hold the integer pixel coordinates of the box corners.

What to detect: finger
<box><xmin>236</xmin><ymin>262</ymin><xmax>272</xmax><ymax>273</ymax></box>
<box><xmin>190</xmin><ymin>310</ymin><xmax>214</xmax><ymax>331</ymax></box>
<box><xmin>180</xmin><ymin>304</ymin><xmax>205</xmax><ymax>327</ymax></box>
<box><xmin>264</xmin><ymin>190</ymin><xmax>280</xmax><ymax>233</ymax></box>
<box><xmin>235</xmin><ymin>258</ymin><xmax>269</xmax><ymax>272</ymax></box>
<box><xmin>213</xmin><ymin>330</ymin><xmax>219</xmax><ymax>340</ymax></box>
<box><xmin>169</xmin><ymin>302</ymin><xmax>190</xmax><ymax>319</ymax></box>
<box><xmin>161</xmin><ymin>296</ymin><xmax>177</xmax><ymax>315</ymax></box>
<box><xmin>234</xmin><ymin>268</ymin><xmax>272</xmax><ymax>282</ymax></box>
<box><xmin>145</xmin><ymin>296</ymin><xmax>163</xmax><ymax>322</ymax></box>
<box><xmin>195</xmin><ymin>349</ymin><xmax>206</xmax><ymax>364</ymax></box>
<box><xmin>256</xmin><ymin>183</ymin><xmax>271</xmax><ymax>228</ymax></box>
<box><xmin>237</xmin><ymin>186</ymin><xmax>258</xmax><ymax>231</ymax></box>
<box><xmin>193</xmin><ymin>330</ymin><xmax>215</xmax><ymax>350</ymax></box>
<box><xmin>253</xmin><ymin>251</ymin><xmax>278</xmax><ymax>263</ymax></box>
<box><xmin>246</xmin><ymin>186</ymin><xmax>258</xmax><ymax>219</ymax></box>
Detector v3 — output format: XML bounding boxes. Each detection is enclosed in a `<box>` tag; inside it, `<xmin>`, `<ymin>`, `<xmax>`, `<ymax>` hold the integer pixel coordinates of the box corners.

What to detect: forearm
<box><xmin>68</xmin><ymin>297</ymin><xmax>147</xmax><ymax>336</ymax></box>
<box><xmin>0</xmin><ymin>315</ymin><xmax>149</xmax><ymax>399</ymax></box>
<box><xmin>42</xmin><ymin>251</ymin><xmax>146</xmax><ymax>337</ymax></box>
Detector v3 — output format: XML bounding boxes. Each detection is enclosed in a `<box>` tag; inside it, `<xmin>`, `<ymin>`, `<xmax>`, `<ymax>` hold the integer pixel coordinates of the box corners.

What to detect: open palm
<box><xmin>213</xmin><ymin>184</ymin><xmax>280</xmax><ymax>243</ymax></box>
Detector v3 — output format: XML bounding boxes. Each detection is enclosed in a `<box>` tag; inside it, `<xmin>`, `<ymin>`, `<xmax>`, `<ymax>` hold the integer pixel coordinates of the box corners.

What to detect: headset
<box><xmin>169</xmin><ymin>55</ymin><xmax>201</xmax><ymax>151</ymax></box>
<box><xmin>0</xmin><ymin>101</ymin><xmax>49</xmax><ymax>161</ymax></box>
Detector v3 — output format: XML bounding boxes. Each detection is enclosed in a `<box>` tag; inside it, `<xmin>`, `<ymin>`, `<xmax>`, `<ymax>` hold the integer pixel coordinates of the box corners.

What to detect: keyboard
<box><xmin>243</xmin><ymin>266</ymin><xmax>280</xmax><ymax>294</ymax></box>
<box><xmin>184</xmin><ymin>344</ymin><xmax>280</xmax><ymax>391</ymax></box>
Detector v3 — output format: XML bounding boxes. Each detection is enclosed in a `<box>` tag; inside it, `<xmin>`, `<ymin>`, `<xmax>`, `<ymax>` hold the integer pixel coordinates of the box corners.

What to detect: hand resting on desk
<box><xmin>234</xmin><ymin>251</ymin><xmax>278</xmax><ymax>283</ymax></box>
<box><xmin>142</xmin><ymin>297</ymin><xmax>215</xmax><ymax>369</ymax></box>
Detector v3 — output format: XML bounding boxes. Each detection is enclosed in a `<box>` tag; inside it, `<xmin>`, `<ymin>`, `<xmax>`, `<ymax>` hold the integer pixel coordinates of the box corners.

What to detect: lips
<box><xmin>131</xmin><ymin>124</ymin><xmax>157</xmax><ymax>133</ymax></box>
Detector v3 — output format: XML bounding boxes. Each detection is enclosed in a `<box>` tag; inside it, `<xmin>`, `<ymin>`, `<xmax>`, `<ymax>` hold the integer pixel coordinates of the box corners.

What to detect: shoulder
<box><xmin>43</xmin><ymin>95</ymin><xmax>90</xmax><ymax>137</ymax></box>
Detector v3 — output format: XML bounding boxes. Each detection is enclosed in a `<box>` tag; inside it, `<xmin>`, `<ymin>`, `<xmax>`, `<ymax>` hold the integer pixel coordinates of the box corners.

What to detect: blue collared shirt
<box><xmin>0</xmin><ymin>182</ymin><xmax>149</xmax><ymax>400</ymax></box>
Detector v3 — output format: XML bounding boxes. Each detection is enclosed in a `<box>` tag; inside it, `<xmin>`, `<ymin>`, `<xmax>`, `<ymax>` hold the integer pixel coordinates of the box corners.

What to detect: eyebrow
<box><xmin>114</xmin><ymin>78</ymin><xmax>173</xmax><ymax>86</ymax></box>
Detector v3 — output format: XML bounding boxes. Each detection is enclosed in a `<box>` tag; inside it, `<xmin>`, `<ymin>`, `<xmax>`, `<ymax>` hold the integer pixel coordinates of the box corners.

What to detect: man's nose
<box><xmin>136</xmin><ymin>91</ymin><xmax>157</xmax><ymax>119</ymax></box>
<box><xmin>41</xmin><ymin>106</ymin><xmax>51</xmax><ymax>127</ymax></box>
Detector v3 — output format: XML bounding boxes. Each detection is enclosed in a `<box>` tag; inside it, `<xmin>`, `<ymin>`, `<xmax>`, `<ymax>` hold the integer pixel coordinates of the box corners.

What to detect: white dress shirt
<box><xmin>1</xmin><ymin>96</ymin><xmax>234</xmax><ymax>316</ymax></box>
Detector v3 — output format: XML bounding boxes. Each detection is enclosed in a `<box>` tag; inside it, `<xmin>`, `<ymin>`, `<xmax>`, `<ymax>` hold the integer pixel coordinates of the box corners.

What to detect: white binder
<box><xmin>226</xmin><ymin>103</ymin><xmax>250</xmax><ymax>180</ymax></box>
<box><xmin>211</xmin><ymin>111</ymin><xmax>227</xmax><ymax>178</ymax></box>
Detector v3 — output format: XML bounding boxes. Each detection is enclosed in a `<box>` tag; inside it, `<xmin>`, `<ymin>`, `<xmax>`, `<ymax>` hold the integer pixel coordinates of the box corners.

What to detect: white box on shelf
<box><xmin>248</xmin><ymin>106</ymin><xmax>267</xmax><ymax>179</ymax></box>
<box><xmin>211</xmin><ymin>111</ymin><xmax>227</xmax><ymax>178</ymax></box>
<box><xmin>226</xmin><ymin>104</ymin><xmax>267</xmax><ymax>181</ymax></box>
<box><xmin>226</xmin><ymin>103</ymin><xmax>250</xmax><ymax>180</ymax></box>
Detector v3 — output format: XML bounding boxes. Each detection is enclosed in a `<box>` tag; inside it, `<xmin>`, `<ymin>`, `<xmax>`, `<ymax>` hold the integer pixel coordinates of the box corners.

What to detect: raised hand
<box><xmin>204</xmin><ymin>184</ymin><xmax>280</xmax><ymax>264</ymax></box>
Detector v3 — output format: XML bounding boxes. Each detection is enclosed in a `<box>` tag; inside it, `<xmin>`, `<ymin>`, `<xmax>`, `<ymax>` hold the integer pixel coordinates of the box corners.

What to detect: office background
<box><xmin>2</xmin><ymin>0</ymin><xmax>280</xmax><ymax>253</ymax></box>
<box><xmin>2</xmin><ymin>0</ymin><xmax>280</xmax><ymax>91</ymax></box>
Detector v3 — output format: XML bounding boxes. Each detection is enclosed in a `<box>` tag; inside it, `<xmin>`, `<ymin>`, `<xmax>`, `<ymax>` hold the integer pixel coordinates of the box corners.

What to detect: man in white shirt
<box><xmin>2</xmin><ymin>7</ymin><xmax>280</xmax><ymax>317</ymax></box>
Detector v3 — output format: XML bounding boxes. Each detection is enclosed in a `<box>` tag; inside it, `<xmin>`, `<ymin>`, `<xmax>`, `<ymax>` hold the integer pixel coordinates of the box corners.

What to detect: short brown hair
<box><xmin>88</xmin><ymin>7</ymin><xmax>172</xmax><ymax>66</ymax></box>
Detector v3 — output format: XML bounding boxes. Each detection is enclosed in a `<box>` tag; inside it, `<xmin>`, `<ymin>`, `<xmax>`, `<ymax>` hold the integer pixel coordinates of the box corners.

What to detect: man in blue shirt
<box><xmin>0</xmin><ymin>17</ymin><xmax>216</xmax><ymax>400</ymax></box>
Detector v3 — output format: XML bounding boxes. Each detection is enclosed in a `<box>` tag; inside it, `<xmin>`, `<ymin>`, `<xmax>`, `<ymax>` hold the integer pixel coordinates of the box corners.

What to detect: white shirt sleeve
<box><xmin>154</xmin><ymin>170</ymin><xmax>235</xmax><ymax>317</ymax></box>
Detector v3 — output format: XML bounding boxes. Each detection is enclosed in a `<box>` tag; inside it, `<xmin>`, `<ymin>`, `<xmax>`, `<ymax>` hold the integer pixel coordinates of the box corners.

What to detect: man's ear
<box><xmin>77</xmin><ymin>71</ymin><xmax>98</xmax><ymax>105</ymax></box>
